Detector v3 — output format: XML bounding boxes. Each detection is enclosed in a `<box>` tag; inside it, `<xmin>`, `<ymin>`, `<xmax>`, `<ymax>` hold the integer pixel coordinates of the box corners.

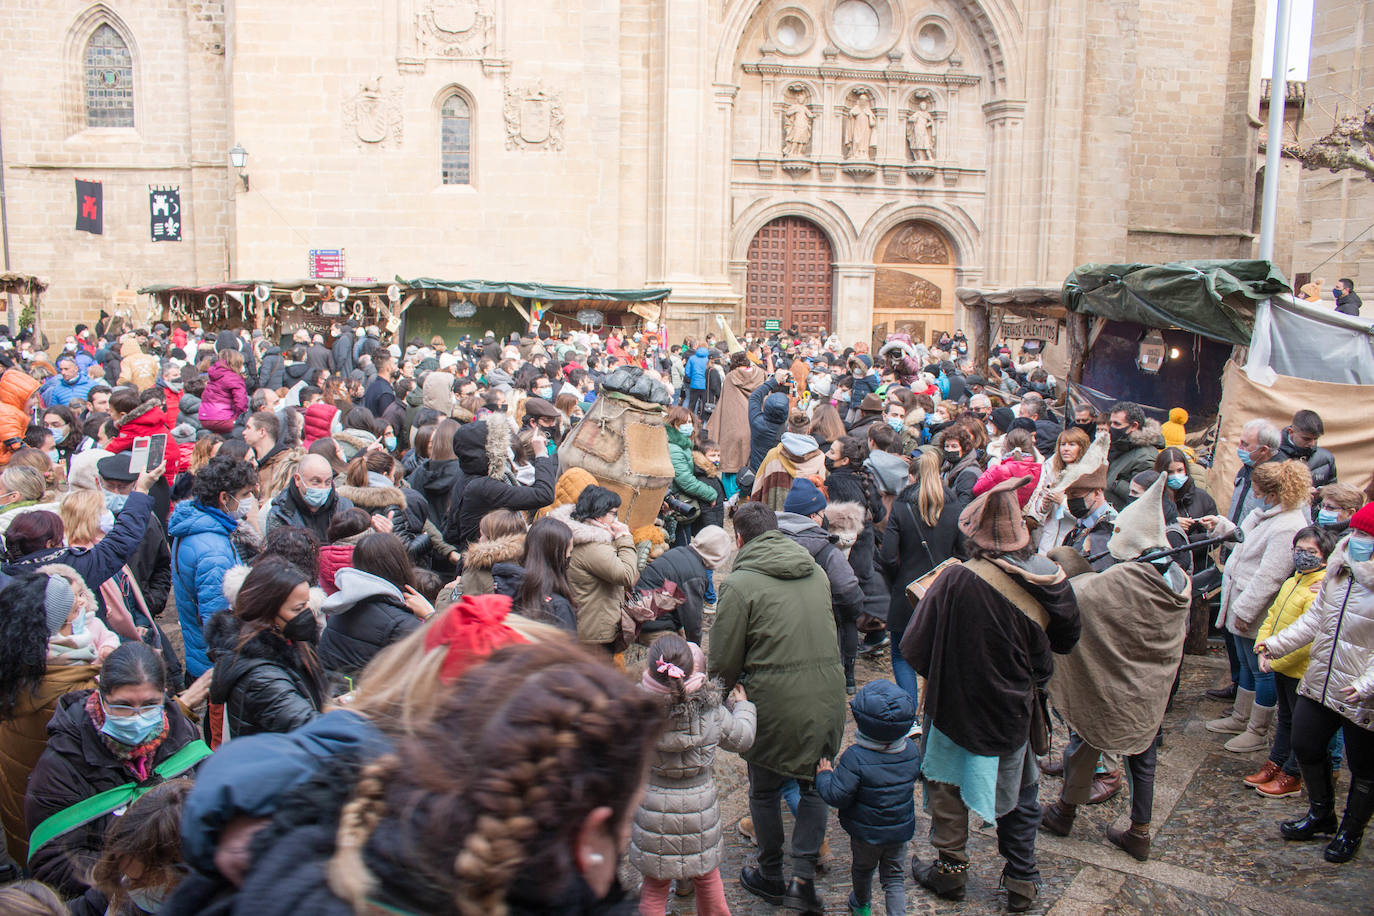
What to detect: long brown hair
<box><xmin>328</xmin><ymin>643</ymin><xmax>665</xmax><ymax>915</ymax></box>
<box><xmin>91</xmin><ymin>778</ymin><xmax>191</xmax><ymax>908</ymax></box>
<box><xmin>905</xmin><ymin>448</ymin><xmax>946</xmax><ymax>527</ymax></box>
<box><xmin>1052</xmin><ymin>427</ymin><xmax>1091</xmax><ymax>473</ymax></box>
<box><xmin>808</xmin><ymin>403</ymin><xmax>846</xmax><ymax>444</ymax></box>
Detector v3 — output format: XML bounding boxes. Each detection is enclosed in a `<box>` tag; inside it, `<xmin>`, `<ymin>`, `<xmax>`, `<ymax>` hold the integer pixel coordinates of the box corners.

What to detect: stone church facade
<box><xmin>3</xmin><ymin>0</ymin><xmax>1275</xmax><ymax>344</ymax></box>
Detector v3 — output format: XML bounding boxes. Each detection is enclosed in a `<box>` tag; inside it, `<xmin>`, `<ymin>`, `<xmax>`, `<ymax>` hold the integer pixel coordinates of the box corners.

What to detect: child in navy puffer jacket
<box><xmin>817</xmin><ymin>679</ymin><xmax>922</xmax><ymax>916</ymax></box>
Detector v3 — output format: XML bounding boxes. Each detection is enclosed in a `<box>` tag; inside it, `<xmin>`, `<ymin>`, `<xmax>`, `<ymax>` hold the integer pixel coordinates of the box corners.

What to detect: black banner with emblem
<box><xmin>150</xmin><ymin>186</ymin><xmax>182</xmax><ymax>241</ymax></box>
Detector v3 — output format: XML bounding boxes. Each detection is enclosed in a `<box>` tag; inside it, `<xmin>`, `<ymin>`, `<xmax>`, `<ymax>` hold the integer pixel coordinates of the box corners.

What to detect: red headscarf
<box><xmin>424</xmin><ymin>594</ymin><xmax>529</xmax><ymax>684</ymax></box>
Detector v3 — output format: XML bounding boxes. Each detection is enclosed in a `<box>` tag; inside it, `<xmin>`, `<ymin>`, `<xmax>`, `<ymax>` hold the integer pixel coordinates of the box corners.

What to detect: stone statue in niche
<box><xmin>781</xmin><ymin>86</ymin><xmax>814</xmax><ymax>157</ymax></box>
<box><xmin>906</xmin><ymin>98</ymin><xmax>936</xmax><ymax>161</ymax></box>
<box><xmin>342</xmin><ymin>76</ymin><xmax>404</xmax><ymax>149</ymax></box>
<box><xmin>842</xmin><ymin>89</ymin><xmax>877</xmax><ymax>160</ymax></box>
<box><xmin>503</xmin><ymin>80</ymin><xmax>565</xmax><ymax>151</ymax></box>
<box><xmin>417</xmin><ymin>0</ymin><xmax>495</xmax><ymax>57</ymax></box>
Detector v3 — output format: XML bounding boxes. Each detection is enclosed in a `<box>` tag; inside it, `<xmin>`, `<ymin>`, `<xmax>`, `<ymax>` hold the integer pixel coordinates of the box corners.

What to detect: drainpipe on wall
<box><xmin>0</xmin><ymin>100</ymin><xmax>14</xmax><ymax>334</ymax></box>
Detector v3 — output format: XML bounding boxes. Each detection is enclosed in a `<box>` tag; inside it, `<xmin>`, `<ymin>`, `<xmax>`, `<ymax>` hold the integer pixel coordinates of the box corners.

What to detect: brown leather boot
<box><xmin>1106</xmin><ymin>821</ymin><xmax>1151</xmax><ymax>861</ymax></box>
<box><xmin>1040</xmin><ymin>799</ymin><xmax>1076</xmax><ymax>836</ymax></box>
<box><xmin>1257</xmin><ymin>771</ymin><xmax>1303</xmax><ymax>799</ymax></box>
<box><xmin>1087</xmin><ymin>770</ymin><xmax>1123</xmax><ymax>805</ymax></box>
<box><xmin>1244</xmin><ymin>760</ymin><xmax>1282</xmax><ymax>787</ymax></box>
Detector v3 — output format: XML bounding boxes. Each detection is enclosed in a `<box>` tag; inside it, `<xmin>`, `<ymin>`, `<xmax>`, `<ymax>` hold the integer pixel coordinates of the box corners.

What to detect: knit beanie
<box><xmin>784</xmin><ymin>478</ymin><xmax>827</xmax><ymax>516</ymax></box>
<box><xmin>1350</xmin><ymin>503</ymin><xmax>1374</xmax><ymax>537</ymax></box>
<box><xmin>780</xmin><ymin>432</ymin><xmax>818</xmax><ymax>458</ymax></box>
<box><xmin>44</xmin><ymin>575</ymin><xmax>76</xmax><ymax>636</ymax></box>
<box><xmin>1161</xmin><ymin>407</ymin><xmax>1188</xmax><ymax>449</ymax></box>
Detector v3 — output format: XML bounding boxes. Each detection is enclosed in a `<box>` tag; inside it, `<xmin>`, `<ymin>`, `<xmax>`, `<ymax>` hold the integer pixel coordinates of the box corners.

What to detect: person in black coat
<box><xmin>258</xmin><ymin>346</ymin><xmax>285</xmax><ymax>391</ymax></box>
<box><xmin>24</xmin><ymin>643</ymin><xmax>204</xmax><ymax>898</ymax></box>
<box><xmin>492</xmin><ymin>561</ymin><xmax>578</xmax><ymax>633</ymax></box>
<box><xmin>634</xmin><ymin>526</ymin><xmax>731</xmax><ymax>645</ymax></box>
<box><xmin>330</xmin><ymin>323</ymin><xmax>356</xmax><ymax>378</ymax></box>
<box><xmin>447</xmin><ymin>416</ymin><xmax>556</xmax><ymax>548</ymax></box>
<box><xmin>747</xmin><ymin>374</ymin><xmax>790</xmax><ymax>473</ymax></box>
<box><xmin>318</xmin><ymin>534</ymin><xmax>425</xmax><ymax>679</ymax></box>
<box><xmin>877</xmin><ymin>450</ymin><xmax>963</xmax><ymax>704</ymax></box>
<box><xmin>206</xmin><ymin>558</ymin><xmax>328</xmax><ymax>739</ymax></box>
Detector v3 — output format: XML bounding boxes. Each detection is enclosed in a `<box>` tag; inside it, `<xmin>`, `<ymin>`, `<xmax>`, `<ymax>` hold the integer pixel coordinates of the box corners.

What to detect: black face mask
<box><xmin>824</xmin><ymin>456</ymin><xmax>838</xmax><ymax>473</ymax></box>
<box><xmin>281</xmin><ymin>608</ymin><xmax>318</xmax><ymax>644</ymax></box>
<box><xmin>1066</xmin><ymin>496</ymin><xmax>1090</xmax><ymax>519</ymax></box>
<box><xmin>943</xmin><ymin>449</ymin><xmax>962</xmax><ymax>465</ymax></box>
<box><xmin>1072</xmin><ymin>421</ymin><xmax>1096</xmax><ymax>439</ymax></box>
<box><xmin>1108</xmin><ymin>425</ymin><xmax>1128</xmax><ymax>443</ymax></box>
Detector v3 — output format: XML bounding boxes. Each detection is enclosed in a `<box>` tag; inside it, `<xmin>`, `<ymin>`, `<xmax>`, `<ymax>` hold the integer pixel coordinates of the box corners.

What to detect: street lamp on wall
<box><xmin>228</xmin><ymin>143</ymin><xmax>249</xmax><ymax>191</ymax></box>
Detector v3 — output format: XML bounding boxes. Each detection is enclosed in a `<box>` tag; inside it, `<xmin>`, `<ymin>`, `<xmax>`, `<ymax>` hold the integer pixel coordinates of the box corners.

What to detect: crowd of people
<box><xmin>0</xmin><ymin>316</ymin><xmax>1368</xmax><ymax>915</ymax></box>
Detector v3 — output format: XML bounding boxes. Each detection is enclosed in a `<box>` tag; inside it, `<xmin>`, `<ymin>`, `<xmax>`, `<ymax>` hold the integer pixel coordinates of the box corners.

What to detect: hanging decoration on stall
<box><xmin>149</xmin><ymin>186</ymin><xmax>182</xmax><ymax>241</ymax></box>
<box><xmin>576</xmin><ymin>309</ymin><xmax>605</xmax><ymax>328</ymax></box>
<box><xmin>449</xmin><ymin>298</ymin><xmax>477</xmax><ymax>319</ymax></box>
<box><xmin>309</xmin><ymin>249</ymin><xmax>346</xmax><ymax>279</ymax></box>
<box><xmin>529</xmin><ymin>299</ymin><xmax>546</xmax><ymax>331</ymax></box>
<box><xmin>75</xmin><ymin>180</ymin><xmax>103</xmax><ymax>235</ymax></box>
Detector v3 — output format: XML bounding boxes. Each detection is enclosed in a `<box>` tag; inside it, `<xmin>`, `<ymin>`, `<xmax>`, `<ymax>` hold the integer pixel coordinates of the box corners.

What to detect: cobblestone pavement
<box><xmin>642</xmin><ymin>647</ymin><xmax>1374</xmax><ymax>916</ymax></box>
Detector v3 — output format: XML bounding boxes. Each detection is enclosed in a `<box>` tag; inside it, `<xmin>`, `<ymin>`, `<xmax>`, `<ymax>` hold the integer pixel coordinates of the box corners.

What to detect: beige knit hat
<box><xmin>1107</xmin><ymin>471</ymin><xmax>1170</xmax><ymax>561</ymax></box>
<box><xmin>690</xmin><ymin>525</ymin><xmax>733</xmax><ymax>569</ymax></box>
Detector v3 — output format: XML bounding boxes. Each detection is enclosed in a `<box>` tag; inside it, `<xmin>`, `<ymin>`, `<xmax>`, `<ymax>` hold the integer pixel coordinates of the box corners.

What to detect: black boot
<box><xmin>913</xmin><ymin>855</ymin><xmax>968</xmax><ymax>901</ymax></box>
<box><xmin>1325</xmin><ymin>777</ymin><xmax>1374</xmax><ymax>864</ymax></box>
<box><xmin>740</xmin><ymin>866</ymin><xmax>786</xmax><ymax>905</ymax></box>
<box><xmin>783</xmin><ymin>876</ymin><xmax>824</xmax><ymax>914</ymax></box>
<box><xmin>1280</xmin><ymin>761</ymin><xmax>1339</xmax><ymax>840</ymax></box>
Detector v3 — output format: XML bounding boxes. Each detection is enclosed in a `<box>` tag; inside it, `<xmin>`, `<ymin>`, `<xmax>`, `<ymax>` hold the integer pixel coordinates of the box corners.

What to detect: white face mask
<box><xmin>515</xmin><ymin>464</ymin><xmax>537</xmax><ymax>486</ymax></box>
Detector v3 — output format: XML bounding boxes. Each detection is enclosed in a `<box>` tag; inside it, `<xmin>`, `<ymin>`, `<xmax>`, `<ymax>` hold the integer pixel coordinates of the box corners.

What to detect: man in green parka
<box><xmin>708</xmin><ymin>502</ymin><xmax>846</xmax><ymax>914</ymax></box>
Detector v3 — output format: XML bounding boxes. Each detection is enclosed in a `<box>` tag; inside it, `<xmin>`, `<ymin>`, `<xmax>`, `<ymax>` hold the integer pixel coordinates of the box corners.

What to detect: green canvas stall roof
<box><xmin>1061</xmin><ymin>260</ymin><xmax>1292</xmax><ymax>346</ymax></box>
<box><xmin>404</xmin><ymin>278</ymin><xmax>672</xmax><ymax>303</ymax></box>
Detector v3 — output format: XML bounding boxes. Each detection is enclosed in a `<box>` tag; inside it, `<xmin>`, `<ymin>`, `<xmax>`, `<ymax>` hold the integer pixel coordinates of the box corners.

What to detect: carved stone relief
<box><xmin>342</xmin><ymin>76</ymin><xmax>404</xmax><ymax>149</ymax></box>
<box><xmin>875</xmin><ymin>268</ymin><xmax>943</xmax><ymax>309</ymax></box>
<box><xmin>503</xmin><ymin>81</ymin><xmax>564</xmax><ymax>150</ymax></box>
<box><xmin>882</xmin><ymin>223</ymin><xmax>951</xmax><ymax>264</ymax></box>
<box><xmin>417</xmin><ymin>0</ymin><xmax>494</xmax><ymax>57</ymax></box>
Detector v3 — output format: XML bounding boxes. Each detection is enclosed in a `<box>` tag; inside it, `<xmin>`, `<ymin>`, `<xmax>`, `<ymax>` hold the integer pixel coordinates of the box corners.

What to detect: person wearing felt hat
<box><xmin>1059</xmin><ymin>461</ymin><xmax>1116</xmax><ymax>572</ymax></box>
<box><xmin>1039</xmin><ymin>473</ymin><xmax>1191</xmax><ymax>862</ymax></box>
<box><xmin>899</xmin><ymin>476</ymin><xmax>1079</xmax><ymax>912</ymax></box>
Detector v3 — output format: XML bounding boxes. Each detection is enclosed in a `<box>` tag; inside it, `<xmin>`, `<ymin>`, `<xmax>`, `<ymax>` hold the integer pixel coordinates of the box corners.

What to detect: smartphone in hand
<box><xmin>129</xmin><ymin>434</ymin><xmax>166</xmax><ymax>475</ymax></box>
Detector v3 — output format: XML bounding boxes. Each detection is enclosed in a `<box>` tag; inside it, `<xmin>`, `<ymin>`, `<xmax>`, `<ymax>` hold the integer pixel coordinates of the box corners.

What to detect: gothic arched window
<box><xmin>440</xmin><ymin>93</ymin><xmax>472</xmax><ymax>185</ymax></box>
<box><xmin>84</xmin><ymin>24</ymin><xmax>134</xmax><ymax>128</ymax></box>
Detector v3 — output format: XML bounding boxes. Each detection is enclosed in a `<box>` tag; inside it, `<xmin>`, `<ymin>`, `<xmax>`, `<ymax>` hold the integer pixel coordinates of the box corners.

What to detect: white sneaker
<box><xmin>703</xmin><ymin>601</ymin><xmax>717</xmax><ymax>616</ymax></box>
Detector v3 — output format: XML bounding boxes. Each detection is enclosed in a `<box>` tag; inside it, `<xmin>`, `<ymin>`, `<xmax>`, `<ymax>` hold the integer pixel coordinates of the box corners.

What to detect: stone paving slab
<box><xmin>654</xmin><ymin>651</ymin><xmax>1374</xmax><ymax>916</ymax></box>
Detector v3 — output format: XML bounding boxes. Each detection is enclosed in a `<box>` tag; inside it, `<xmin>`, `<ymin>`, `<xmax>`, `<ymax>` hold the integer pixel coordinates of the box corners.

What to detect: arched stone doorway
<box><xmin>871</xmin><ymin>220</ymin><xmax>957</xmax><ymax>348</ymax></box>
<box><xmin>744</xmin><ymin>216</ymin><xmax>834</xmax><ymax>337</ymax></box>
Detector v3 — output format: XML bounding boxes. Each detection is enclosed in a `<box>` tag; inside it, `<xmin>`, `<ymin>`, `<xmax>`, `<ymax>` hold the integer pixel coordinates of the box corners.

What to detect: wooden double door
<box><xmin>745</xmin><ymin>216</ymin><xmax>834</xmax><ymax>337</ymax></box>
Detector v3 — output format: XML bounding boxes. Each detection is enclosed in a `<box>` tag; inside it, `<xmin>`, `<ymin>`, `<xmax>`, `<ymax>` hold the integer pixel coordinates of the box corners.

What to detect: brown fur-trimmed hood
<box><xmin>462</xmin><ymin>532</ymin><xmax>526</xmax><ymax>571</ymax></box>
<box><xmin>335</xmin><ymin>483</ymin><xmax>406</xmax><ymax>510</ymax></box>
<box><xmin>548</xmin><ymin>503</ymin><xmax>612</xmax><ymax>545</ymax></box>
<box><xmin>692</xmin><ymin>451</ymin><xmax>720</xmax><ymax>479</ymax></box>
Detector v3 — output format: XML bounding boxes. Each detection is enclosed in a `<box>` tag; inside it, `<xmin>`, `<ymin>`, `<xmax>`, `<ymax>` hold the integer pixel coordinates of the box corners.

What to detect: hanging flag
<box><xmin>149</xmin><ymin>186</ymin><xmax>182</xmax><ymax>241</ymax></box>
<box><xmin>75</xmin><ymin>180</ymin><xmax>102</xmax><ymax>235</ymax></box>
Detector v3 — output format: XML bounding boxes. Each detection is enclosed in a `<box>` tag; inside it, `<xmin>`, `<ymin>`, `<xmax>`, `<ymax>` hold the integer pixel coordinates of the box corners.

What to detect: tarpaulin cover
<box><xmin>1247</xmin><ymin>294</ymin><xmax>1374</xmax><ymax>384</ymax></box>
<box><xmin>1062</xmin><ymin>260</ymin><xmax>1292</xmax><ymax>346</ymax></box>
<box><xmin>1207</xmin><ymin>360</ymin><xmax>1374</xmax><ymax>516</ymax></box>
<box><xmin>405</xmin><ymin>278</ymin><xmax>672</xmax><ymax>303</ymax></box>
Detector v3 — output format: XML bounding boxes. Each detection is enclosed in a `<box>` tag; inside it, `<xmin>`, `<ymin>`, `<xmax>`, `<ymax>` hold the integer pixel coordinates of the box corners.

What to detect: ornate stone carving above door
<box><xmin>503</xmin><ymin>80</ymin><xmax>564</xmax><ymax>150</ymax></box>
<box><xmin>342</xmin><ymin>76</ymin><xmax>404</xmax><ymax>149</ymax></box>
<box><xmin>875</xmin><ymin>268</ymin><xmax>943</xmax><ymax>309</ymax></box>
<box><xmin>881</xmin><ymin>222</ymin><xmax>950</xmax><ymax>263</ymax></box>
<box><xmin>417</xmin><ymin>0</ymin><xmax>494</xmax><ymax>57</ymax></box>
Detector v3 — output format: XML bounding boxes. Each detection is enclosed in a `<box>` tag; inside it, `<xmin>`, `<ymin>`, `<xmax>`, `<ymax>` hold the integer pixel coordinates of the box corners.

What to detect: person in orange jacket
<box><xmin>0</xmin><ymin>368</ymin><xmax>41</xmax><ymax>465</ymax></box>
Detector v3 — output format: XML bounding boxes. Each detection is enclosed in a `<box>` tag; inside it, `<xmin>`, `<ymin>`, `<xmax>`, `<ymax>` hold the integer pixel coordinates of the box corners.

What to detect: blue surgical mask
<box><xmin>303</xmin><ymin>485</ymin><xmax>331</xmax><ymax>507</ymax></box>
<box><xmin>1317</xmin><ymin>507</ymin><xmax>1340</xmax><ymax>527</ymax></box>
<box><xmin>103</xmin><ymin>490</ymin><xmax>128</xmax><ymax>515</ymax></box>
<box><xmin>383</xmin><ymin>434</ymin><xmax>397</xmax><ymax>451</ymax></box>
<box><xmin>887</xmin><ymin>417</ymin><xmax>904</xmax><ymax>431</ymax></box>
<box><xmin>1237</xmin><ymin>448</ymin><xmax>1253</xmax><ymax>467</ymax></box>
<box><xmin>677</xmin><ymin>423</ymin><xmax>694</xmax><ymax>437</ymax></box>
<box><xmin>47</xmin><ymin>427</ymin><xmax>66</xmax><ymax>444</ymax></box>
<box><xmin>70</xmin><ymin>608</ymin><xmax>88</xmax><ymax>636</ymax></box>
<box><xmin>1349</xmin><ymin>535</ymin><xmax>1374</xmax><ymax>564</ymax></box>
<box><xmin>99</xmin><ymin>699</ymin><xmax>165</xmax><ymax>747</ymax></box>
<box><xmin>1163</xmin><ymin>473</ymin><xmax>1185</xmax><ymax>490</ymax></box>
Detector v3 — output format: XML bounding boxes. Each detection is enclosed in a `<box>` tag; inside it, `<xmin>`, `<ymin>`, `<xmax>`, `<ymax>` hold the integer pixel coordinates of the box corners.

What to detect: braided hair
<box><xmin>329</xmin><ymin>642</ymin><xmax>665</xmax><ymax>915</ymax></box>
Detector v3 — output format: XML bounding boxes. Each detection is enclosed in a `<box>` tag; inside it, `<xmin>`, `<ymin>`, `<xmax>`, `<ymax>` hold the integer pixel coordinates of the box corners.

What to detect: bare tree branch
<box><xmin>1279</xmin><ymin>103</ymin><xmax>1374</xmax><ymax>180</ymax></box>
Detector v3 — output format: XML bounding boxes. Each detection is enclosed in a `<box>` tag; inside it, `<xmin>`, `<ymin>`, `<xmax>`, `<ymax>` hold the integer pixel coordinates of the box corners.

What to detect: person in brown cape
<box><xmin>705</xmin><ymin>351</ymin><xmax>764</xmax><ymax>498</ymax></box>
<box><xmin>900</xmin><ymin>476</ymin><xmax>1079</xmax><ymax>912</ymax></box>
<box><xmin>1039</xmin><ymin>472</ymin><xmax>1191</xmax><ymax>861</ymax></box>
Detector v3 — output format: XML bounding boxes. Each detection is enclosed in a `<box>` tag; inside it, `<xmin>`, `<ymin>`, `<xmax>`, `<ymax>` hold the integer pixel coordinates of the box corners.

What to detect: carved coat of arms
<box><xmin>503</xmin><ymin>81</ymin><xmax>564</xmax><ymax>150</ymax></box>
<box><xmin>417</xmin><ymin>0</ymin><xmax>494</xmax><ymax>58</ymax></box>
<box><xmin>342</xmin><ymin>77</ymin><xmax>403</xmax><ymax>149</ymax></box>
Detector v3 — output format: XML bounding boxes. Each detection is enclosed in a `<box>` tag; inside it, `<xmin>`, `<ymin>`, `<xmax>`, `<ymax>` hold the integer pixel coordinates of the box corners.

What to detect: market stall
<box><xmin>0</xmin><ymin>271</ymin><xmax>47</xmax><ymax>340</ymax></box>
<box><xmin>402</xmin><ymin>279</ymin><xmax>672</xmax><ymax>348</ymax></box>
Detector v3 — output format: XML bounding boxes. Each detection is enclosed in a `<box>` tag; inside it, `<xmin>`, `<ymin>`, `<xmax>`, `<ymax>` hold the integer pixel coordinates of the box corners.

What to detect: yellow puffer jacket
<box><xmin>1255</xmin><ymin>568</ymin><xmax>1327</xmax><ymax>678</ymax></box>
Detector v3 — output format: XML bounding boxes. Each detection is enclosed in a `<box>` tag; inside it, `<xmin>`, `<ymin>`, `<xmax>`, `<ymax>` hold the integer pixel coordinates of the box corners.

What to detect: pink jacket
<box><xmin>973</xmin><ymin>455</ymin><xmax>1043</xmax><ymax>507</ymax></box>
<box><xmin>198</xmin><ymin>361</ymin><xmax>248</xmax><ymax>426</ymax></box>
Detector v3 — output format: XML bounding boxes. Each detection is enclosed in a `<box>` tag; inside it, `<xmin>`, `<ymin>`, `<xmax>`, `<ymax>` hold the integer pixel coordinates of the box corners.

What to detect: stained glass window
<box><xmin>440</xmin><ymin>94</ymin><xmax>471</xmax><ymax>185</ymax></box>
<box><xmin>84</xmin><ymin>24</ymin><xmax>134</xmax><ymax>128</ymax></box>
